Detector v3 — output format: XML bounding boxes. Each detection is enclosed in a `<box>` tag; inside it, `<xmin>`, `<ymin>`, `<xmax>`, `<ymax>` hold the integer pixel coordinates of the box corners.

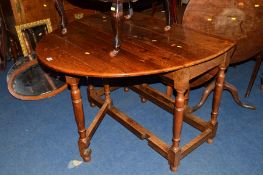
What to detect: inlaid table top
<box><xmin>36</xmin><ymin>12</ymin><xmax>234</xmax><ymax>78</ymax></box>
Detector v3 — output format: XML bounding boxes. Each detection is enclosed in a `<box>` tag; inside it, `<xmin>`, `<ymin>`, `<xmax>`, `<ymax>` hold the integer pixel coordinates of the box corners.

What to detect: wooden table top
<box><xmin>183</xmin><ymin>0</ymin><xmax>263</xmax><ymax>64</ymax></box>
<box><xmin>36</xmin><ymin>12</ymin><xmax>234</xmax><ymax>78</ymax></box>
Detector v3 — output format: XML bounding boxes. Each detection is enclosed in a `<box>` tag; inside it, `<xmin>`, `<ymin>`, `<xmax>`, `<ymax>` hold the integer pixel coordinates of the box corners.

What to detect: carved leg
<box><xmin>110</xmin><ymin>2</ymin><xmax>124</xmax><ymax>57</ymax></box>
<box><xmin>190</xmin><ymin>81</ymin><xmax>215</xmax><ymax>112</ymax></box>
<box><xmin>168</xmin><ymin>84</ymin><xmax>187</xmax><ymax>172</ymax></box>
<box><xmin>124</xmin><ymin>2</ymin><xmax>133</xmax><ymax>20</ymax></box>
<box><xmin>54</xmin><ymin>0</ymin><xmax>67</xmax><ymax>34</ymax></box>
<box><xmin>224</xmin><ymin>81</ymin><xmax>256</xmax><ymax>110</ymax></box>
<box><xmin>66</xmin><ymin>76</ymin><xmax>91</xmax><ymax>162</ymax></box>
<box><xmin>163</xmin><ymin>0</ymin><xmax>173</xmax><ymax>31</ymax></box>
<box><xmin>245</xmin><ymin>55</ymin><xmax>262</xmax><ymax>97</ymax></box>
<box><xmin>103</xmin><ymin>79</ymin><xmax>112</xmax><ymax>107</ymax></box>
<box><xmin>207</xmin><ymin>66</ymin><xmax>226</xmax><ymax>144</ymax></box>
<box><xmin>191</xmin><ymin>78</ymin><xmax>256</xmax><ymax>112</ymax></box>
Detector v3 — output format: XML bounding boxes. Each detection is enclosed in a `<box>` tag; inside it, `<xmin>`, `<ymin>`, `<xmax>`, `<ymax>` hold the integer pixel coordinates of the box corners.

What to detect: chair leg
<box><xmin>245</xmin><ymin>55</ymin><xmax>262</xmax><ymax>97</ymax></box>
<box><xmin>0</xmin><ymin>54</ymin><xmax>6</xmax><ymax>71</ymax></box>
<box><xmin>8</xmin><ymin>33</ymin><xmax>23</xmax><ymax>63</ymax></box>
<box><xmin>124</xmin><ymin>2</ymin><xmax>133</xmax><ymax>19</ymax></box>
<box><xmin>170</xmin><ymin>0</ymin><xmax>177</xmax><ymax>23</ymax></box>
<box><xmin>110</xmin><ymin>2</ymin><xmax>123</xmax><ymax>57</ymax></box>
<box><xmin>163</xmin><ymin>0</ymin><xmax>173</xmax><ymax>31</ymax></box>
<box><xmin>151</xmin><ymin>0</ymin><xmax>158</xmax><ymax>17</ymax></box>
<box><xmin>54</xmin><ymin>0</ymin><xmax>67</xmax><ymax>34</ymax></box>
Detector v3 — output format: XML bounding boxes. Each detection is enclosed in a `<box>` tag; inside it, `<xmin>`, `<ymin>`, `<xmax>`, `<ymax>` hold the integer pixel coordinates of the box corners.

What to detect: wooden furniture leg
<box><xmin>86</xmin><ymin>80</ymin><xmax>111</xmax><ymax>139</ymax></box>
<box><xmin>0</xmin><ymin>4</ymin><xmax>8</xmax><ymax>71</ymax></box>
<box><xmin>87</xmin><ymin>85</ymin><xmax>96</xmax><ymax>107</ymax></box>
<box><xmin>189</xmin><ymin>81</ymin><xmax>215</xmax><ymax>112</ymax></box>
<box><xmin>163</xmin><ymin>0</ymin><xmax>173</xmax><ymax>31</ymax></box>
<box><xmin>110</xmin><ymin>2</ymin><xmax>124</xmax><ymax>57</ymax></box>
<box><xmin>168</xmin><ymin>76</ymin><xmax>188</xmax><ymax>172</ymax></box>
<box><xmin>190</xmin><ymin>80</ymin><xmax>256</xmax><ymax>113</ymax></box>
<box><xmin>224</xmin><ymin>82</ymin><xmax>256</xmax><ymax>109</ymax></box>
<box><xmin>245</xmin><ymin>55</ymin><xmax>262</xmax><ymax>97</ymax></box>
<box><xmin>54</xmin><ymin>0</ymin><xmax>67</xmax><ymax>34</ymax></box>
<box><xmin>66</xmin><ymin>76</ymin><xmax>91</xmax><ymax>162</ymax></box>
<box><xmin>151</xmin><ymin>0</ymin><xmax>158</xmax><ymax>17</ymax></box>
<box><xmin>170</xmin><ymin>0</ymin><xmax>177</xmax><ymax>23</ymax></box>
<box><xmin>166</xmin><ymin>85</ymin><xmax>173</xmax><ymax>97</ymax></box>
<box><xmin>208</xmin><ymin>65</ymin><xmax>225</xmax><ymax>143</ymax></box>
<box><xmin>1</xmin><ymin>4</ymin><xmax>22</xmax><ymax>64</ymax></box>
<box><xmin>151</xmin><ymin>0</ymin><xmax>181</xmax><ymax>25</ymax></box>
<box><xmin>103</xmin><ymin>79</ymin><xmax>112</xmax><ymax>106</ymax></box>
<box><xmin>9</xmin><ymin>36</ymin><xmax>20</xmax><ymax>63</ymax></box>
<box><xmin>124</xmin><ymin>2</ymin><xmax>133</xmax><ymax>19</ymax></box>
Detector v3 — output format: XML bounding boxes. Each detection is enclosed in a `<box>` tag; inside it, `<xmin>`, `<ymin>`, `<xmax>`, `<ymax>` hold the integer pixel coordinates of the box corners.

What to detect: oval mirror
<box><xmin>7</xmin><ymin>56</ymin><xmax>67</xmax><ymax>100</ymax></box>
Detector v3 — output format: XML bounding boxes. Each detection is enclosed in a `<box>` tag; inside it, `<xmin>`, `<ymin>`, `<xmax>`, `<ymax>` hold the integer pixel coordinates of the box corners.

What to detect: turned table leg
<box><xmin>208</xmin><ymin>65</ymin><xmax>226</xmax><ymax>143</ymax></box>
<box><xmin>168</xmin><ymin>81</ymin><xmax>188</xmax><ymax>172</ymax></box>
<box><xmin>103</xmin><ymin>80</ymin><xmax>112</xmax><ymax>106</ymax></box>
<box><xmin>66</xmin><ymin>76</ymin><xmax>91</xmax><ymax>162</ymax></box>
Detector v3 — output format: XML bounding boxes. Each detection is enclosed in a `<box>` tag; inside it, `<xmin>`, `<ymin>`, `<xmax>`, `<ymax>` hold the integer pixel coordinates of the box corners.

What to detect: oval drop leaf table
<box><xmin>36</xmin><ymin>12</ymin><xmax>234</xmax><ymax>172</ymax></box>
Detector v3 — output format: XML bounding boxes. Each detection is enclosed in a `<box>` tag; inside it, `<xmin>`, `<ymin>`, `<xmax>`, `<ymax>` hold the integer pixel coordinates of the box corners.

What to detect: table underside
<box><xmin>87</xmin><ymin>84</ymin><xmax>214</xmax><ymax>160</ymax></box>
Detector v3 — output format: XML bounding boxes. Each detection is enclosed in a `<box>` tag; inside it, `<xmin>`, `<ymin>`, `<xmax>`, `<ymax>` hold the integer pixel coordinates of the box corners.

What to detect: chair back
<box><xmin>0</xmin><ymin>4</ymin><xmax>8</xmax><ymax>70</ymax></box>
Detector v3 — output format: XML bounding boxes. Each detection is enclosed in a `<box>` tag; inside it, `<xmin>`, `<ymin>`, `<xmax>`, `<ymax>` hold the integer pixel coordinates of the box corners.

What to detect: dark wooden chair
<box><xmin>0</xmin><ymin>4</ymin><xmax>7</xmax><ymax>71</ymax></box>
<box><xmin>245</xmin><ymin>54</ymin><xmax>262</xmax><ymax>97</ymax></box>
<box><xmin>0</xmin><ymin>4</ymin><xmax>21</xmax><ymax>71</ymax></box>
<box><xmin>165</xmin><ymin>0</ymin><xmax>263</xmax><ymax>110</ymax></box>
<box><xmin>54</xmin><ymin>0</ymin><xmax>178</xmax><ymax>56</ymax></box>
